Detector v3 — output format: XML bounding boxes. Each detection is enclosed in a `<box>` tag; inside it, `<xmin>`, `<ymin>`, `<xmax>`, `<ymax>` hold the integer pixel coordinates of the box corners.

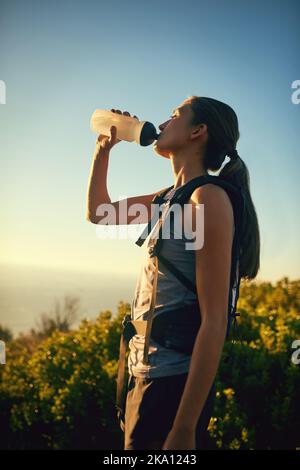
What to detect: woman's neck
<box><xmin>171</xmin><ymin>162</ymin><xmax>208</xmax><ymax>190</ymax></box>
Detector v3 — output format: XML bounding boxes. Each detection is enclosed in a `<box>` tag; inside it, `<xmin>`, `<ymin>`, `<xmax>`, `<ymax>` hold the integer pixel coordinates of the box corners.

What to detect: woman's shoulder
<box><xmin>187</xmin><ymin>183</ymin><xmax>234</xmax><ymax>233</ymax></box>
<box><xmin>189</xmin><ymin>183</ymin><xmax>234</xmax><ymax>210</ymax></box>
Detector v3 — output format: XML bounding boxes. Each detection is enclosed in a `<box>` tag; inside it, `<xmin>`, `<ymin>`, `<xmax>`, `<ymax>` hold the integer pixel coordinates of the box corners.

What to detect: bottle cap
<box><xmin>139</xmin><ymin>122</ymin><xmax>159</xmax><ymax>146</ymax></box>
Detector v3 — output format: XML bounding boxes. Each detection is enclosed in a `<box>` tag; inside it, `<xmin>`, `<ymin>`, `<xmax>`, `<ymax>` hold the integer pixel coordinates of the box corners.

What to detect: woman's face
<box><xmin>153</xmin><ymin>101</ymin><xmax>196</xmax><ymax>159</ymax></box>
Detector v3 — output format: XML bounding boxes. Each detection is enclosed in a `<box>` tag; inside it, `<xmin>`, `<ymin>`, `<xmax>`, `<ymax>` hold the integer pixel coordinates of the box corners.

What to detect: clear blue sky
<box><xmin>0</xmin><ymin>0</ymin><xmax>299</xmax><ymax>332</ymax></box>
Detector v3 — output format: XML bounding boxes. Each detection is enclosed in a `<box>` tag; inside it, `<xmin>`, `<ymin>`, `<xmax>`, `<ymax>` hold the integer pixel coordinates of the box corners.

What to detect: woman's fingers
<box><xmin>110</xmin><ymin>125</ymin><xmax>121</xmax><ymax>144</ymax></box>
<box><xmin>110</xmin><ymin>108</ymin><xmax>139</xmax><ymax>119</ymax></box>
<box><xmin>102</xmin><ymin>109</ymin><xmax>139</xmax><ymax>147</ymax></box>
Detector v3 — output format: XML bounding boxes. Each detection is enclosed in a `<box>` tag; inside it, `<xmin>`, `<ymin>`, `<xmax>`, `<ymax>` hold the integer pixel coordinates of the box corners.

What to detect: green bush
<box><xmin>0</xmin><ymin>280</ymin><xmax>299</xmax><ymax>449</ymax></box>
<box><xmin>0</xmin><ymin>302</ymin><xmax>129</xmax><ymax>449</ymax></box>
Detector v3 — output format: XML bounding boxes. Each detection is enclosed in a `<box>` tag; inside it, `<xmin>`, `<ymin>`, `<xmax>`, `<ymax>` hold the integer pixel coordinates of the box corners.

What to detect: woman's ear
<box><xmin>191</xmin><ymin>123</ymin><xmax>207</xmax><ymax>140</ymax></box>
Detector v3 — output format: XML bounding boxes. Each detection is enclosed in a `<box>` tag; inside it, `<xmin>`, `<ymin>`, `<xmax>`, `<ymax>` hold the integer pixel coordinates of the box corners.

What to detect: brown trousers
<box><xmin>123</xmin><ymin>372</ymin><xmax>216</xmax><ymax>450</ymax></box>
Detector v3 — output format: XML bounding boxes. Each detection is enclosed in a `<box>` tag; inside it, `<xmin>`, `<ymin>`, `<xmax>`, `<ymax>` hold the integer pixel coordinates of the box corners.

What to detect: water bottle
<box><xmin>90</xmin><ymin>109</ymin><xmax>159</xmax><ymax>146</ymax></box>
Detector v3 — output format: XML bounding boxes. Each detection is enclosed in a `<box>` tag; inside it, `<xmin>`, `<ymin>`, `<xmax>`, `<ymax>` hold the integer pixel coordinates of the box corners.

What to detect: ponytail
<box><xmin>186</xmin><ymin>95</ymin><xmax>261</xmax><ymax>280</ymax></box>
<box><xmin>219</xmin><ymin>154</ymin><xmax>260</xmax><ymax>280</ymax></box>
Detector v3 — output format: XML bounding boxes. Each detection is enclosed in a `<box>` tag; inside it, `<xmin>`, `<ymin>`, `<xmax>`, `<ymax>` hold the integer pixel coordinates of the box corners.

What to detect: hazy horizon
<box><xmin>0</xmin><ymin>262</ymin><xmax>137</xmax><ymax>336</ymax></box>
<box><xmin>1</xmin><ymin>260</ymin><xmax>297</xmax><ymax>336</ymax></box>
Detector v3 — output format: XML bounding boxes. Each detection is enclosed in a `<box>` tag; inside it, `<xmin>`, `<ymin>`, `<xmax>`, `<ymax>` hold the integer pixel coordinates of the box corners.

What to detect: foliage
<box><xmin>0</xmin><ymin>325</ymin><xmax>13</xmax><ymax>343</ymax></box>
<box><xmin>0</xmin><ymin>279</ymin><xmax>299</xmax><ymax>449</ymax></box>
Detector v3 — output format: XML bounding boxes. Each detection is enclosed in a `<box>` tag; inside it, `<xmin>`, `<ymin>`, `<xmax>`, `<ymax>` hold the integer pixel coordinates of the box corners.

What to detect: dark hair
<box><xmin>186</xmin><ymin>95</ymin><xmax>260</xmax><ymax>281</ymax></box>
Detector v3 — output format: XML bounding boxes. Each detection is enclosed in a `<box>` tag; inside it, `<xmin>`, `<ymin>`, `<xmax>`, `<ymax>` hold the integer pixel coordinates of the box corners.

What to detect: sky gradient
<box><xmin>0</xmin><ymin>0</ymin><xmax>299</xmax><ymax>333</ymax></box>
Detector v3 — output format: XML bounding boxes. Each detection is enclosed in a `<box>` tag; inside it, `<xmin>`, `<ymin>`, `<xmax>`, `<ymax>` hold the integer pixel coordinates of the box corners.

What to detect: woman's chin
<box><xmin>153</xmin><ymin>143</ymin><xmax>170</xmax><ymax>159</ymax></box>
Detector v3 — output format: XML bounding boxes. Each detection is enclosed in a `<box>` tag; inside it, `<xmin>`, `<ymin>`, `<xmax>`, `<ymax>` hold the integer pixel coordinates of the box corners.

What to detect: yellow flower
<box><xmin>223</xmin><ymin>388</ymin><xmax>235</xmax><ymax>400</ymax></box>
<box><xmin>242</xmin><ymin>428</ymin><xmax>248</xmax><ymax>442</ymax></box>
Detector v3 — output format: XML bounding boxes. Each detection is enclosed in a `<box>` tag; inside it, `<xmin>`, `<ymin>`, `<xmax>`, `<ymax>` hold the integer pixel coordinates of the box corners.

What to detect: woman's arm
<box><xmin>86</xmin><ymin>143</ymin><xmax>111</xmax><ymax>221</ymax></box>
<box><xmin>163</xmin><ymin>184</ymin><xmax>234</xmax><ymax>447</ymax></box>
<box><xmin>86</xmin><ymin>135</ymin><xmax>170</xmax><ymax>225</ymax></box>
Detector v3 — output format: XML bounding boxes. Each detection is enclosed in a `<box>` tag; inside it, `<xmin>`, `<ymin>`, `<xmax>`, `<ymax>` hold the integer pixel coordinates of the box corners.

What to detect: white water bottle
<box><xmin>90</xmin><ymin>109</ymin><xmax>159</xmax><ymax>146</ymax></box>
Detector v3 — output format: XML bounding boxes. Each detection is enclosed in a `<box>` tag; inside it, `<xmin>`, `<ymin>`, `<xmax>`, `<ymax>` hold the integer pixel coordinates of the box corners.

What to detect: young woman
<box><xmin>86</xmin><ymin>96</ymin><xmax>260</xmax><ymax>450</ymax></box>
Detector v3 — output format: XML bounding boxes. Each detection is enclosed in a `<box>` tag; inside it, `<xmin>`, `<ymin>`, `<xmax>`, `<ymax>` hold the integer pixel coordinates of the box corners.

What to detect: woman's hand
<box><xmin>162</xmin><ymin>426</ymin><xmax>196</xmax><ymax>450</ymax></box>
<box><xmin>95</xmin><ymin>109</ymin><xmax>139</xmax><ymax>153</ymax></box>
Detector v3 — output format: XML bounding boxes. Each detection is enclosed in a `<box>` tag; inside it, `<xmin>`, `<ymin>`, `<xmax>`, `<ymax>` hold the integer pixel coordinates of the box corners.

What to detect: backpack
<box><xmin>115</xmin><ymin>174</ymin><xmax>244</xmax><ymax>432</ymax></box>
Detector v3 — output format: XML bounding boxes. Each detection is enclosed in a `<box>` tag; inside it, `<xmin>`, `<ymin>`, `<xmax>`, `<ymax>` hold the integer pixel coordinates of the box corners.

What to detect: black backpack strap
<box><xmin>136</xmin><ymin>175</ymin><xmax>244</xmax><ymax>345</ymax></box>
<box><xmin>173</xmin><ymin>175</ymin><xmax>244</xmax><ymax>231</ymax></box>
<box><xmin>152</xmin><ymin>175</ymin><xmax>244</xmax><ymax>292</ymax></box>
<box><xmin>151</xmin><ymin>175</ymin><xmax>244</xmax><ymax>346</ymax></box>
<box><xmin>135</xmin><ymin>186</ymin><xmax>173</xmax><ymax>247</ymax></box>
<box><xmin>153</xmin><ymin>251</ymin><xmax>197</xmax><ymax>294</ymax></box>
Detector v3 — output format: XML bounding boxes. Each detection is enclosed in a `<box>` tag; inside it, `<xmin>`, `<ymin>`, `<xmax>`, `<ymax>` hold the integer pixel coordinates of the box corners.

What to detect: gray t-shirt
<box><xmin>128</xmin><ymin>184</ymin><xmax>237</xmax><ymax>378</ymax></box>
